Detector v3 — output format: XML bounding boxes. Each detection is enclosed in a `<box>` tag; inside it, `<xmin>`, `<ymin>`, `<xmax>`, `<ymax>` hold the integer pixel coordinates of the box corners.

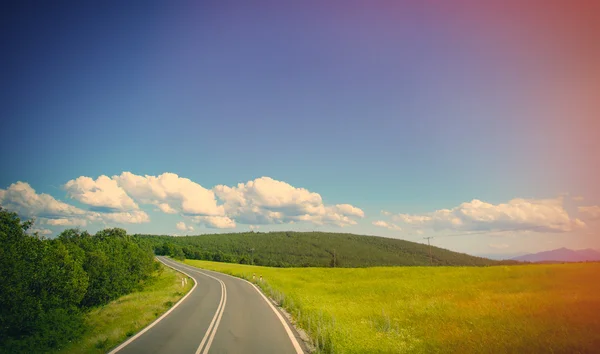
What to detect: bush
<box><xmin>0</xmin><ymin>207</ymin><xmax>157</xmax><ymax>352</ymax></box>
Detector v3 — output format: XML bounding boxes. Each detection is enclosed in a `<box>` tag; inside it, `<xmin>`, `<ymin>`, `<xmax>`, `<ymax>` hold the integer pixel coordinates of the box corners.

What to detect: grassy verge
<box><xmin>184</xmin><ymin>260</ymin><xmax>600</xmax><ymax>354</ymax></box>
<box><xmin>57</xmin><ymin>262</ymin><xmax>193</xmax><ymax>354</ymax></box>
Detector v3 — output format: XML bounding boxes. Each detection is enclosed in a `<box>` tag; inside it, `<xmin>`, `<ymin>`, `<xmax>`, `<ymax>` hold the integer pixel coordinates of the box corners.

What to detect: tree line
<box><xmin>0</xmin><ymin>208</ymin><xmax>157</xmax><ymax>352</ymax></box>
<box><xmin>139</xmin><ymin>231</ymin><xmax>512</xmax><ymax>268</ymax></box>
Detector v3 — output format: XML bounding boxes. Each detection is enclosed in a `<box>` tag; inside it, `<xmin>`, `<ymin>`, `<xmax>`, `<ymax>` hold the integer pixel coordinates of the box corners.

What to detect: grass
<box><xmin>57</xmin><ymin>263</ymin><xmax>193</xmax><ymax>354</ymax></box>
<box><xmin>184</xmin><ymin>259</ymin><xmax>600</xmax><ymax>354</ymax></box>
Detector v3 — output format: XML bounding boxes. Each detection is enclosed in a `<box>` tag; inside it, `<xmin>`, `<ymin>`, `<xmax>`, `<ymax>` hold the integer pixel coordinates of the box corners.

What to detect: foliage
<box><xmin>0</xmin><ymin>207</ymin><xmax>156</xmax><ymax>352</ymax></box>
<box><xmin>139</xmin><ymin>231</ymin><xmax>507</xmax><ymax>267</ymax></box>
<box><xmin>57</xmin><ymin>264</ymin><xmax>193</xmax><ymax>354</ymax></box>
<box><xmin>185</xmin><ymin>259</ymin><xmax>600</xmax><ymax>354</ymax></box>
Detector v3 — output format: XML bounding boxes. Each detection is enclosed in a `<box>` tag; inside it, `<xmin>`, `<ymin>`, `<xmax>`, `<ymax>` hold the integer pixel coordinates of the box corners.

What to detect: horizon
<box><xmin>1</xmin><ymin>1</ymin><xmax>599</xmax><ymax>256</ymax></box>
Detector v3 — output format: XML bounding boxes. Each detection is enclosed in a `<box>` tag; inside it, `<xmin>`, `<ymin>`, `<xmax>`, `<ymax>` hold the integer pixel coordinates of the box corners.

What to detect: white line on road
<box><xmin>162</xmin><ymin>259</ymin><xmax>228</xmax><ymax>354</ymax></box>
<box><xmin>194</xmin><ymin>276</ymin><xmax>225</xmax><ymax>354</ymax></box>
<box><xmin>108</xmin><ymin>257</ymin><xmax>197</xmax><ymax>354</ymax></box>
<box><xmin>159</xmin><ymin>258</ymin><xmax>228</xmax><ymax>354</ymax></box>
<box><xmin>175</xmin><ymin>260</ymin><xmax>304</xmax><ymax>354</ymax></box>
<box><xmin>201</xmin><ymin>279</ymin><xmax>226</xmax><ymax>354</ymax></box>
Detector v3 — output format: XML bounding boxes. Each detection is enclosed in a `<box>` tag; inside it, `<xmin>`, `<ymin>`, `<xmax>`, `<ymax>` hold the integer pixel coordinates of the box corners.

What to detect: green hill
<box><xmin>135</xmin><ymin>231</ymin><xmax>507</xmax><ymax>267</ymax></box>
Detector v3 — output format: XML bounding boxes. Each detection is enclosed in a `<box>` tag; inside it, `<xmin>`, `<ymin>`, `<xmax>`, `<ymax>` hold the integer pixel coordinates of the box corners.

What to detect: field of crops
<box><xmin>184</xmin><ymin>260</ymin><xmax>600</xmax><ymax>354</ymax></box>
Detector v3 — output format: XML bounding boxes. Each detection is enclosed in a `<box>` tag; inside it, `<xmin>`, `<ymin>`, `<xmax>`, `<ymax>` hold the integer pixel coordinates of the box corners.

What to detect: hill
<box><xmin>512</xmin><ymin>247</ymin><xmax>600</xmax><ymax>263</ymax></box>
<box><xmin>135</xmin><ymin>231</ymin><xmax>507</xmax><ymax>267</ymax></box>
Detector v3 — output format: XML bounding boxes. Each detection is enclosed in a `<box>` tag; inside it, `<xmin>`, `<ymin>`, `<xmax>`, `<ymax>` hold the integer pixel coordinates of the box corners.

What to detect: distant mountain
<box><xmin>475</xmin><ymin>252</ymin><xmax>528</xmax><ymax>261</ymax></box>
<box><xmin>512</xmin><ymin>248</ymin><xmax>600</xmax><ymax>263</ymax></box>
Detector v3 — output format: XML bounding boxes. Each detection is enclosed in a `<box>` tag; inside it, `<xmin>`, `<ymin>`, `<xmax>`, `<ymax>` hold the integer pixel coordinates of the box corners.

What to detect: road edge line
<box><xmin>178</xmin><ymin>261</ymin><xmax>304</xmax><ymax>354</ymax></box>
<box><xmin>107</xmin><ymin>257</ymin><xmax>197</xmax><ymax>354</ymax></box>
<box><xmin>244</xmin><ymin>280</ymin><xmax>304</xmax><ymax>354</ymax></box>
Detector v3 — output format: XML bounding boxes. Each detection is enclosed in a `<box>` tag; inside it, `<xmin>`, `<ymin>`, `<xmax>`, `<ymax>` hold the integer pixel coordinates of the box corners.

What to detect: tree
<box><xmin>0</xmin><ymin>208</ymin><xmax>87</xmax><ymax>351</ymax></box>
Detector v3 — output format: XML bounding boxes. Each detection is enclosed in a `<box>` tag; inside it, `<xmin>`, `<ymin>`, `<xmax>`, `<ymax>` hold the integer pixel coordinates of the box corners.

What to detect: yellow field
<box><xmin>185</xmin><ymin>260</ymin><xmax>600</xmax><ymax>354</ymax></box>
<box><xmin>57</xmin><ymin>263</ymin><xmax>193</xmax><ymax>354</ymax></box>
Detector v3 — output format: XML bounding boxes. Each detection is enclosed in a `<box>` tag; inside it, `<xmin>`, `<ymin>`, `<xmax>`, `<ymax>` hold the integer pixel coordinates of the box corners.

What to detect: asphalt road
<box><xmin>110</xmin><ymin>256</ymin><xmax>305</xmax><ymax>354</ymax></box>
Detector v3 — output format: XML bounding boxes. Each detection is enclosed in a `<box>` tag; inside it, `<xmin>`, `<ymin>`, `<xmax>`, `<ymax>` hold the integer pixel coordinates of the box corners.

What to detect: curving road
<box><xmin>109</xmin><ymin>256</ymin><xmax>305</xmax><ymax>354</ymax></box>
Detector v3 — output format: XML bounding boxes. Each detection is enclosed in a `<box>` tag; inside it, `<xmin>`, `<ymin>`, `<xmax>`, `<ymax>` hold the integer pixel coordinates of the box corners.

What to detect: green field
<box><xmin>184</xmin><ymin>259</ymin><xmax>600</xmax><ymax>354</ymax></box>
<box><xmin>57</xmin><ymin>264</ymin><xmax>193</xmax><ymax>354</ymax></box>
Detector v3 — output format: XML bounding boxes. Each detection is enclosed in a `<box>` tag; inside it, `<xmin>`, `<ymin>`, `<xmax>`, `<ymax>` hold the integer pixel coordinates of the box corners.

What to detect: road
<box><xmin>110</xmin><ymin>256</ymin><xmax>305</xmax><ymax>354</ymax></box>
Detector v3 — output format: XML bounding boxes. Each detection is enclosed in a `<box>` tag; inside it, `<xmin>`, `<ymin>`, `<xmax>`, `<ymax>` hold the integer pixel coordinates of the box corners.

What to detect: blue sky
<box><xmin>1</xmin><ymin>2</ymin><xmax>598</xmax><ymax>256</ymax></box>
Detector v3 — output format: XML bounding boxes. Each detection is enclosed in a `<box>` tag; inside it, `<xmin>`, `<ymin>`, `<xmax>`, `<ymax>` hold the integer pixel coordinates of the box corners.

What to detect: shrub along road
<box><xmin>111</xmin><ymin>256</ymin><xmax>304</xmax><ymax>354</ymax></box>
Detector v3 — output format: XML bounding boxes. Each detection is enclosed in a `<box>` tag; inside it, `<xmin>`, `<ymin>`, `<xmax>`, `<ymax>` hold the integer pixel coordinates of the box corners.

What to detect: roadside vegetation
<box><xmin>57</xmin><ymin>265</ymin><xmax>193</xmax><ymax>353</ymax></box>
<box><xmin>184</xmin><ymin>259</ymin><xmax>600</xmax><ymax>354</ymax></box>
<box><xmin>0</xmin><ymin>208</ymin><xmax>161</xmax><ymax>352</ymax></box>
<box><xmin>138</xmin><ymin>232</ymin><xmax>515</xmax><ymax>267</ymax></box>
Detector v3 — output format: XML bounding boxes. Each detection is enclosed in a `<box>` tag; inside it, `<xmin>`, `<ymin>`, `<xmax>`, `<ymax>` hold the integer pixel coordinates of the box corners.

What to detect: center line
<box><xmin>161</xmin><ymin>259</ymin><xmax>228</xmax><ymax>354</ymax></box>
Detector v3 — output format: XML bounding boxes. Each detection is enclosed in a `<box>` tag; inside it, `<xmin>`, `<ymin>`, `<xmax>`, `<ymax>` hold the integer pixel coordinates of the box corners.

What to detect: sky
<box><xmin>1</xmin><ymin>1</ymin><xmax>599</xmax><ymax>257</ymax></box>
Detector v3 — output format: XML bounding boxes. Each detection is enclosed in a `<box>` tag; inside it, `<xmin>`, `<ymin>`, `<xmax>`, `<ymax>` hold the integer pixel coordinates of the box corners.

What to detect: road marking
<box><xmin>175</xmin><ymin>261</ymin><xmax>304</xmax><ymax>354</ymax></box>
<box><xmin>163</xmin><ymin>260</ymin><xmax>227</xmax><ymax>354</ymax></box>
<box><xmin>108</xmin><ymin>257</ymin><xmax>197</xmax><ymax>354</ymax></box>
<box><xmin>159</xmin><ymin>259</ymin><xmax>228</xmax><ymax>354</ymax></box>
<box><xmin>200</xmin><ymin>279</ymin><xmax>226</xmax><ymax>354</ymax></box>
<box><xmin>244</xmin><ymin>280</ymin><xmax>304</xmax><ymax>354</ymax></box>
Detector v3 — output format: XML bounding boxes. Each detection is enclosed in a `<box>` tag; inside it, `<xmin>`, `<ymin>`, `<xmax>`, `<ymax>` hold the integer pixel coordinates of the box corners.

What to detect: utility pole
<box><xmin>423</xmin><ymin>237</ymin><xmax>434</xmax><ymax>266</ymax></box>
<box><xmin>333</xmin><ymin>249</ymin><xmax>336</xmax><ymax>268</ymax></box>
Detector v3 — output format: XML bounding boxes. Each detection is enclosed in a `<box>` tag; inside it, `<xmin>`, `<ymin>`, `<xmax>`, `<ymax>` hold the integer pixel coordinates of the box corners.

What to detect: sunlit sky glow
<box><xmin>1</xmin><ymin>1</ymin><xmax>599</xmax><ymax>256</ymax></box>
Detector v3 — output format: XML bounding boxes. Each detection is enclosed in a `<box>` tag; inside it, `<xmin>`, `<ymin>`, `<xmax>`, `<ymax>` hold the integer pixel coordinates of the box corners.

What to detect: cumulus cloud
<box><xmin>213</xmin><ymin>177</ymin><xmax>363</xmax><ymax>227</ymax></box>
<box><xmin>391</xmin><ymin>197</ymin><xmax>583</xmax><ymax>233</ymax></box>
<box><xmin>579</xmin><ymin>205</ymin><xmax>600</xmax><ymax>219</ymax></box>
<box><xmin>572</xmin><ymin>196</ymin><xmax>584</xmax><ymax>202</ymax></box>
<box><xmin>0</xmin><ymin>181</ymin><xmax>151</xmax><ymax>226</ymax></box>
<box><xmin>29</xmin><ymin>228</ymin><xmax>53</xmax><ymax>236</ymax></box>
<box><xmin>43</xmin><ymin>218</ymin><xmax>88</xmax><ymax>227</ymax></box>
<box><xmin>381</xmin><ymin>210</ymin><xmax>392</xmax><ymax>216</ymax></box>
<box><xmin>372</xmin><ymin>220</ymin><xmax>402</xmax><ymax>231</ymax></box>
<box><xmin>333</xmin><ymin>204</ymin><xmax>365</xmax><ymax>217</ymax></box>
<box><xmin>114</xmin><ymin>172</ymin><xmax>224</xmax><ymax>216</ymax></box>
<box><xmin>193</xmin><ymin>216</ymin><xmax>236</xmax><ymax>229</ymax></box>
<box><xmin>64</xmin><ymin>175</ymin><xmax>138</xmax><ymax>211</ymax></box>
<box><xmin>176</xmin><ymin>221</ymin><xmax>194</xmax><ymax>232</ymax></box>
<box><xmin>157</xmin><ymin>203</ymin><xmax>177</xmax><ymax>214</ymax></box>
<box><xmin>0</xmin><ymin>182</ymin><xmax>87</xmax><ymax>218</ymax></box>
<box><xmin>96</xmin><ymin>210</ymin><xmax>150</xmax><ymax>224</ymax></box>
<box><xmin>3</xmin><ymin>174</ymin><xmax>364</xmax><ymax>229</ymax></box>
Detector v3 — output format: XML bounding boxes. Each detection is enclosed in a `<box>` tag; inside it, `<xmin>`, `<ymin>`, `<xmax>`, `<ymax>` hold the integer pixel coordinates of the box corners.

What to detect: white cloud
<box><xmin>1</xmin><ymin>182</ymin><xmax>150</xmax><ymax>226</ymax></box>
<box><xmin>214</xmin><ymin>177</ymin><xmax>362</xmax><ymax>227</ymax></box>
<box><xmin>158</xmin><ymin>203</ymin><xmax>177</xmax><ymax>214</ymax></box>
<box><xmin>43</xmin><ymin>218</ymin><xmax>88</xmax><ymax>227</ymax></box>
<box><xmin>193</xmin><ymin>216</ymin><xmax>236</xmax><ymax>229</ymax></box>
<box><xmin>29</xmin><ymin>228</ymin><xmax>53</xmax><ymax>236</ymax></box>
<box><xmin>64</xmin><ymin>175</ymin><xmax>138</xmax><ymax>211</ymax></box>
<box><xmin>249</xmin><ymin>225</ymin><xmax>259</xmax><ymax>230</ymax></box>
<box><xmin>489</xmin><ymin>243</ymin><xmax>509</xmax><ymax>249</ymax></box>
<box><xmin>114</xmin><ymin>172</ymin><xmax>224</xmax><ymax>216</ymax></box>
<box><xmin>391</xmin><ymin>197</ymin><xmax>582</xmax><ymax>233</ymax></box>
<box><xmin>176</xmin><ymin>221</ymin><xmax>194</xmax><ymax>231</ymax></box>
<box><xmin>572</xmin><ymin>196</ymin><xmax>584</xmax><ymax>202</ymax></box>
<box><xmin>381</xmin><ymin>210</ymin><xmax>392</xmax><ymax>216</ymax></box>
<box><xmin>95</xmin><ymin>210</ymin><xmax>150</xmax><ymax>224</ymax></box>
<box><xmin>0</xmin><ymin>182</ymin><xmax>87</xmax><ymax>219</ymax></box>
<box><xmin>3</xmin><ymin>174</ymin><xmax>364</xmax><ymax>229</ymax></box>
<box><xmin>372</xmin><ymin>220</ymin><xmax>402</xmax><ymax>231</ymax></box>
<box><xmin>579</xmin><ymin>205</ymin><xmax>600</xmax><ymax>219</ymax></box>
<box><xmin>333</xmin><ymin>204</ymin><xmax>365</xmax><ymax>217</ymax></box>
